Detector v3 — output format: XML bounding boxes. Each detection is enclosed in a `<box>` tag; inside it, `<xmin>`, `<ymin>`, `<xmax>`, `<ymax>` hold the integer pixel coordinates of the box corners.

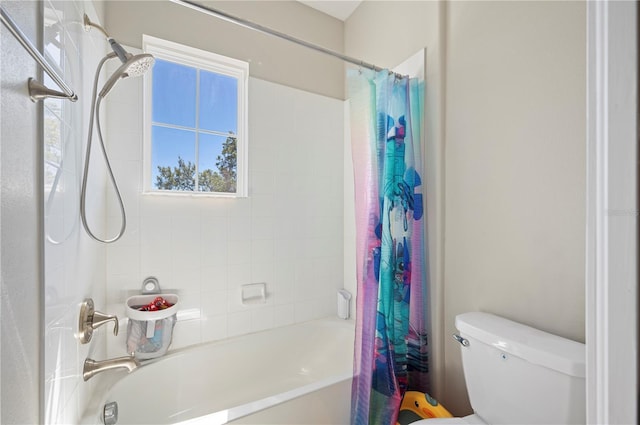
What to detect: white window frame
<box><xmin>142</xmin><ymin>35</ymin><xmax>248</xmax><ymax>197</ymax></box>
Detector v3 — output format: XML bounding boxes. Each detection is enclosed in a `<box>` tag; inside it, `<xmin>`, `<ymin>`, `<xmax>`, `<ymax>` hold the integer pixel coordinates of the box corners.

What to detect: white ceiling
<box><xmin>298</xmin><ymin>1</ymin><xmax>362</xmax><ymax>21</ymax></box>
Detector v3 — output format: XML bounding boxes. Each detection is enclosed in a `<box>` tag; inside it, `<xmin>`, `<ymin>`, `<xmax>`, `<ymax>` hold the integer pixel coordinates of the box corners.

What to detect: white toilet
<box><xmin>415</xmin><ymin>312</ymin><xmax>585</xmax><ymax>424</ymax></box>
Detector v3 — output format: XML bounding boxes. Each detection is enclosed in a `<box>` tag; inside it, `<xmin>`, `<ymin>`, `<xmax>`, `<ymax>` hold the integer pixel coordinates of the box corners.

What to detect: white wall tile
<box><xmin>107</xmin><ymin>214</ymin><xmax>140</xmax><ymax>247</ymax></box>
<box><xmin>140</xmin><ymin>244</ymin><xmax>172</xmax><ymax>282</ymax></box>
<box><xmin>200</xmin><ymin>198</ymin><xmax>230</xmax><ymax>217</ymax></box>
<box><xmin>227</xmin><ymin>214</ymin><xmax>252</xmax><ymax>240</ymax></box>
<box><xmin>226</xmin><ymin>287</ymin><xmax>244</xmax><ymax>313</ymax></box>
<box><xmin>251</xmin><ymin>215</ymin><xmax>275</xmax><ymax>240</ymax></box>
<box><xmin>106</xmin><ymin>99</ymin><xmax>142</xmax><ymax>136</ymax></box>
<box><xmin>201</xmin><ymin>290</ymin><xmax>228</xmax><ymax>318</ymax></box>
<box><xmin>227</xmin><ymin>311</ymin><xmax>252</xmax><ymax>337</ymax></box>
<box><xmin>227</xmin><ymin>197</ymin><xmax>252</xmax><ymax>217</ymax></box>
<box><xmin>172</xmin><ymin>319</ymin><xmax>202</xmax><ymax>350</ymax></box>
<box><xmin>104</xmin><ymin>77</ymin><xmax>344</xmax><ymax>353</ymax></box>
<box><xmin>251</xmin><ymin>194</ymin><xmax>277</xmax><ymax>217</ymax></box>
<box><xmin>251</xmin><ymin>239</ymin><xmax>275</xmax><ymax>264</ymax></box>
<box><xmin>294</xmin><ymin>300</ymin><xmax>317</xmax><ymax>323</ymax></box>
<box><xmin>200</xmin><ymin>239</ymin><xmax>228</xmax><ymax>268</ymax></box>
<box><xmin>201</xmin><ymin>314</ymin><xmax>228</xmax><ymax>341</ymax></box>
<box><xmin>200</xmin><ymin>266</ymin><xmax>228</xmax><ymax>292</ymax></box>
<box><xmin>249</xmin><ymin>171</ymin><xmax>276</xmax><ymax>195</ymax></box>
<box><xmin>249</xmin><ymin>142</ymin><xmax>276</xmax><ymax>174</ymax></box>
<box><xmin>106</xmin><ymin>274</ymin><xmax>139</xmax><ymax>299</ymax></box>
<box><xmin>273</xmin><ymin>304</ymin><xmax>295</xmax><ymax>327</ymax></box>
<box><xmin>140</xmin><ymin>215</ymin><xmax>171</xmax><ymax>245</ymax></box>
<box><xmin>171</xmin><ymin>219</ymin><xmax>202</xmax><ymax>272</ymax></box>
<box><xmin>227</xmin><ymin>264</ymin><xmax>251</xmax><ymax>290</ymax></box>
<box><xmin>107</xmin><ymin>245</ymin><xmax>140</xmax><ymax>278</ymax></box>
<box><xmin>171</xmin><ymin>268</ymin><xmax>201</xmax><ymax>295</ymax></box>
<box><xmin>318</xmin><ymin>295</ymin><xmax>337</xmax><ymax>318</ymax></box>
<box><xmin>272</xmin><ymin>279</ymin><xmax>295</xmax><ymax>306</ymax></box>
<box><xmin>250</xmin><ymin>261</ymin><xmax>274</xmax><ymax>286</ymax></box>
<box><xmin>251</xmin><ymin>306</ymin><xmax>275</xmax><ymax>332</ymax></box>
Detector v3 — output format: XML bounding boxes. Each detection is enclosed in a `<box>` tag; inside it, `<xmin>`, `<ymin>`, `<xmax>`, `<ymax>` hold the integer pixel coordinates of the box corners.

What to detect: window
<box><xmin>143</xmin><ymin>35</ymin><xmax>248</xmax><ymax>196</ymax></box>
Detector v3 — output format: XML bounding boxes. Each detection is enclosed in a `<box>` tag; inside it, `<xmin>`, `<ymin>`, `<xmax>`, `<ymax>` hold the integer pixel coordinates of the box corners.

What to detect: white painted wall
<box><xmin>103</xmin><ymin>73</ymin><xmax>344</xmax><ymax>356</ymax></box>
<box><xmin>345</xmin><ymin>0</ymin><xmax>586</xmax><ymax>415</ymax></box>
<box><xmin>443</xmin><ymin>1</ymin><xmax>586</xmax><ymax>413</ymax></box>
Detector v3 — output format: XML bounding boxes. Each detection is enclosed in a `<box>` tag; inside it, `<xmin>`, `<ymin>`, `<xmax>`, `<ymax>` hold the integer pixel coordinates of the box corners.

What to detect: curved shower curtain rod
<box><xmin>170</xmin><ymin>0</ymin><xmax>408</xmax><ymax>80</ymax></box>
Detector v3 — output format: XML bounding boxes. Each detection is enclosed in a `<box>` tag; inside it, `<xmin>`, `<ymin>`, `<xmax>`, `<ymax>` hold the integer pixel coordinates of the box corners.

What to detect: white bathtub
<box><xmin>82</xmin><ymin>318</ymin><xmax>355</xmax><ymax>425</ymax></box>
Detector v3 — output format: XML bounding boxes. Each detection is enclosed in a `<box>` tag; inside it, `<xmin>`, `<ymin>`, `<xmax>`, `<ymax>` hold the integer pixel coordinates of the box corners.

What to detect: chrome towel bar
<box><xmin>1</xmin><ymin>5</ymin><xmax>78</xmax><ymax>102</ymax></box>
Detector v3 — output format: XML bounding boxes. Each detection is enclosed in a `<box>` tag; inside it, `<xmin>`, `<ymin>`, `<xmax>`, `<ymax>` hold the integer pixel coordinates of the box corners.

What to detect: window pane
<box><xmin>152</xmin><ymin>59</ymin><xmax>197</xmax><ymax>127</ymax></box>
<box><xmin>152</xmin><ymin>126</ymin><xmax>196</xmax><ymax>191</ymax></box>
<box><xmin>199</xmin><ymin>70</ymin><xmax>237</xmax><ymax>133</ymax></box>
<box><xmin>198</xmin><ymin>133</ymin><xmax>236</xmax><ymax>193</ymax></box>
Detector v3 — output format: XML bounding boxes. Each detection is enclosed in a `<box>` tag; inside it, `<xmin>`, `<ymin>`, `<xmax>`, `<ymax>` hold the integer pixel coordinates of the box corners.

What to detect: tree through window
<box><xmin>155</xmin><ymin>133</ymin><xmax>237</xmax><ymax>192</ymax></box>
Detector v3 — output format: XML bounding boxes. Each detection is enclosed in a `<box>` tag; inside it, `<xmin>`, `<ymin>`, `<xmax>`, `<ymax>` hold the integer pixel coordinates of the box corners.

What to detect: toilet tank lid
<box><xmin>455</xmin><ymin>312</ymin><xmax>585</xmax><ymax>378</ymax></box>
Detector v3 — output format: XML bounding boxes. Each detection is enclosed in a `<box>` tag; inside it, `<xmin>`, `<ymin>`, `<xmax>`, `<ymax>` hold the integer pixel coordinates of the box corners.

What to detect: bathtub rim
<box><xmin>174</xmin><ymin>372</ymin><xmax>353</xmax><ymax>425</ymax></box>
<box><xmin>148</xmin><ymin>315</ymin><xmax>355</xmax><ymax>365</ymax></box>
<box><xmin>80</xmin><ymin>316</ymin><xmax>355</xmax><ymax>425</ymax></box>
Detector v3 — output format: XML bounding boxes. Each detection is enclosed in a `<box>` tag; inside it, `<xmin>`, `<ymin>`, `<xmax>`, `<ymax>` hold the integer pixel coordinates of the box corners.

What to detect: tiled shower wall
<box><xmin>42</xmin><ymin>0</ymin><xmax>109</xmax><ymax>423</ymax></box>
<box><xmin>104</xmin><ymin>68</ymin><xmax>345</xmax><ymax>356</ymax></box>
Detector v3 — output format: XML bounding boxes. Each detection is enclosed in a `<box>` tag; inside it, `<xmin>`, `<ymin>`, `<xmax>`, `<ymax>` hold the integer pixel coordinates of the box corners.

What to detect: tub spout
<box><xmin>83</xmin><ymin>354</ymin><xmax>139</xmax><ymax>381</ymax></box>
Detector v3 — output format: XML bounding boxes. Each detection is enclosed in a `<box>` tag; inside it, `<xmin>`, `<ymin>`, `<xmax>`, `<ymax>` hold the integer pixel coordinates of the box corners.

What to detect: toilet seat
<box><xmin>411</xmin><ymin>414</ymin><xmax>486</xmax><ymax>424</ymax></box>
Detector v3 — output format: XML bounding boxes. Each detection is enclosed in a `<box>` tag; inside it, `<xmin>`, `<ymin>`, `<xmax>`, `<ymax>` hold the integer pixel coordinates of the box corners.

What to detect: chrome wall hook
<box><xmin>28</xmin><ymin>78</ymin><xmax>77</xmax><ymax>102</ymax></box>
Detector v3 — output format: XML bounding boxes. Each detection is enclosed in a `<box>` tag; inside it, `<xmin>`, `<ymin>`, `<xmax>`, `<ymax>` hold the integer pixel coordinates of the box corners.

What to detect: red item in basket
<box><xmin>138</xmin><ymin>296</ymin><xmax>174</xmax><ymax>311</ymax></box>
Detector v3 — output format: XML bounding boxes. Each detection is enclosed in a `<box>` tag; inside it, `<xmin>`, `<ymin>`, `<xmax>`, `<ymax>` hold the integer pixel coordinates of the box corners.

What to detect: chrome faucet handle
<box><xmin>78</xmin><ymin>298</ymin><xmax>119</xmax><ymax>344</ymax></box>
<box><xmin>91</xmin><ymin>310</ymin><xmax>119</xmax><ymax>335</ymax></box>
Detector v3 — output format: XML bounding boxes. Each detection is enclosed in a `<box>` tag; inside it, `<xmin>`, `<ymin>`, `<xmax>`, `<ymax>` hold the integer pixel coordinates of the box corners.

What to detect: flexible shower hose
<box><xmin>80</xmin><ymin>52</ymin><xmax>127</xmax><ymax>243</ymax></box>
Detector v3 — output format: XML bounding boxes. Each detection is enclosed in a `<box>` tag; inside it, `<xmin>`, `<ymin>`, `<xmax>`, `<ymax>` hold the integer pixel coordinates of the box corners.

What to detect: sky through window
<box><xmin>151</xmin><ymin>58</ymin><xmax>239</xmax><ymax>190</ymax></box>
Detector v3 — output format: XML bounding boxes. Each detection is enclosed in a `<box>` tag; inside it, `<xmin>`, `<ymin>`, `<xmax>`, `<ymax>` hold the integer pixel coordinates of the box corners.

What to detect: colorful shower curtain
<box><xmin>349</xmin><ymin>69</ymin><xmax>429</xmax><ymax>425</ymax></box>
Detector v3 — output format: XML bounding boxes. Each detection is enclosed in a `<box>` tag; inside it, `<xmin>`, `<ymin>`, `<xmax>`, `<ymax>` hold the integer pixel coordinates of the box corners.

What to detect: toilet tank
<box><xmin>455</xmin><ymin>312</ymin><xmax>585</xmax><ymax>424</ymax></box>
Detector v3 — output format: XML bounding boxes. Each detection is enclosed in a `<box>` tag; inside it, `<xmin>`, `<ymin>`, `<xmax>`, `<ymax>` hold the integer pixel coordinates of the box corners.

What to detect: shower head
<box><xmin>99</xmin><ymin>53</ymin><xmax>155</xmax><ymax>98</ymax></box>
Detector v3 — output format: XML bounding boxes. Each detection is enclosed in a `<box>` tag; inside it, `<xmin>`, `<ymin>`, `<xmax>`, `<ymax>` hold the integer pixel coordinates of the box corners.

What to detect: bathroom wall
<box><xmin>99</xmin><ymin>0</ymin><xmax>346</xmax><ymax>355</ymax></box>
<box><xmin>443</xmin><ymin>1</ymin><xmax>585</xmax><ymax>414</ymax></box>
<box><xmin>345</xmin><ymin>0</ymin><xmax>586</xmax><ymax>415</ymax></box>
<box><xmin>105</xmin><ymin>0</ymin><xmax>345</xmax><ymax>99</ymax></box>
<box><xmin>1</xmin><ymin>1</ymin><xmax>41</xmax><ymax>423</ymax></box>
<box><xmin>2</xmin><ymin>1</ymin><xmax>344</xmax><ymax>423</ymax></box>
<box><xmin>40</xmin><ymin>0</ymin><xmax>110</xmax><ymax>423</ymax></box>
<box><xmin>103</xmin><ymin>68</ymin><xmax>344</xmax><ymax>356</ymax></box>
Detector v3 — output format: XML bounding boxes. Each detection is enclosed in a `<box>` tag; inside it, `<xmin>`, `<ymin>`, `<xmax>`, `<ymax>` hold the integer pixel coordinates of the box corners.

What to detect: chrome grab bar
<box><xmin>0</xmin><ymin>5</ymin><xmax>78</xmax><ymax>102</ymax></box>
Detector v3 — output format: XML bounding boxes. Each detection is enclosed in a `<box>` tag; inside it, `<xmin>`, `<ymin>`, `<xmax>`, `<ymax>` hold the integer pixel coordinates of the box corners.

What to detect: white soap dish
<box><xmin>241</xmin><ymin>282</ymin><xmax>266</xmax><ymax>305</ymax></box>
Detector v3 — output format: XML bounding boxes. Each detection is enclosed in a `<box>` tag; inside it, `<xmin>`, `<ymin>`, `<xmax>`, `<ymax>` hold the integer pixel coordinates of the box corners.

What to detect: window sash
<box><xmin>142</xmin><ymin>35</ymin><xmax>248</xmax><ymax>197</ymax></box>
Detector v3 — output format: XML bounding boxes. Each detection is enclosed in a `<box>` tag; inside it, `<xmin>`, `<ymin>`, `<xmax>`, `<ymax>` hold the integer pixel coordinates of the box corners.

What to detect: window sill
<box><xmin>142</xmin><ymin>190</ymin><xmax>247</xmax><ymax>199</ymax></box>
